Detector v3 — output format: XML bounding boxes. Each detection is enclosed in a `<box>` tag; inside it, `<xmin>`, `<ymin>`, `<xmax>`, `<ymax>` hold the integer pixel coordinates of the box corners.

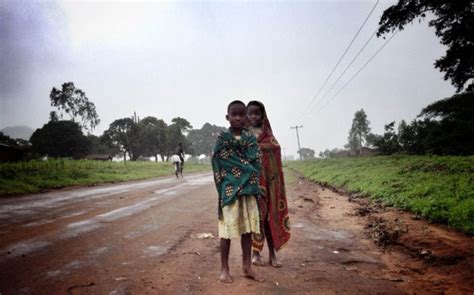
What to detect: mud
<box><xmin>0</xmin><ymin>171</ymin><xmax>472</xmax><ymax>294</ymax></box>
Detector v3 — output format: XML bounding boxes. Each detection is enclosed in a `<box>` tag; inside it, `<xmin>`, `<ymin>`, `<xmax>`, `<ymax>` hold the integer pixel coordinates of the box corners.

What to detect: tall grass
<box><xmin>0</xmin><ymin>159</ymin><xmax>211</xmax><ymax>196</ymax></box>
<box><xmin>287</xmin><ymin>156</ymin><xmax>474</xmax><ymax>234</ymax></box>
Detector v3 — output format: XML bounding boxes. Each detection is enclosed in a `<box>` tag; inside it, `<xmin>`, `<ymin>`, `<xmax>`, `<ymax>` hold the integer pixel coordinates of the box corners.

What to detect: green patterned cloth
<box><xmin>212</xmin><ymin>128</ymin><xmax>262</xmax><ymax>219</ymax></box>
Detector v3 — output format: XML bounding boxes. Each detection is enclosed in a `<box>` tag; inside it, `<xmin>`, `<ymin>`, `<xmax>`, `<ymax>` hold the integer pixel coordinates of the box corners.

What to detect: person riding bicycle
<box><xmin>171</xmin><ymin>142</ymin><xmax>185</xmax><ymax>178</ymax></box>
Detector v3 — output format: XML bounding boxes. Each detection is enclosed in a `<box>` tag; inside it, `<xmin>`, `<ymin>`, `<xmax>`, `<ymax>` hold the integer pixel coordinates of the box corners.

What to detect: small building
<box><xmin>0</xmin><ymin>143</ymin><xmax>25</xmax><ymax>162</ymax></box>
<box><xmin>84</xmin><ymin>154</ymin><xmax>112</xmax><ymax>161</ymax></box>
<box><xmin>360</xmin><ymin>147</ymin><xmax>376</xmax><ymax>157</ymax></box>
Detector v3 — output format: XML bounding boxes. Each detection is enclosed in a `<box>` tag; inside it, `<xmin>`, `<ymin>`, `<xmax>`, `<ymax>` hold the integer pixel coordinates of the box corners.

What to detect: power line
<box><xmin>307</xmin><ymin>30</ymin><xmax>378</xmax><ymax>116</ymax></box>
<box><xmin>299</xmin><ymin>0</ymin><xmax>380</xmax><ymax>120</ymax></box>
<box><xmin>315</xmin><ymin>32</ymin><xmax>398</xmax><ymax>114</ymax></box>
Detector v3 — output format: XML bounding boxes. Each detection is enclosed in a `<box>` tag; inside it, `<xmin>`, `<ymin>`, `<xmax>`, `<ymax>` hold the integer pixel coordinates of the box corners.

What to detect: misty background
<box><xmin>0</xmin><ymin>0</ymin><xmax>455</xmax><ymax>157</ymax></box>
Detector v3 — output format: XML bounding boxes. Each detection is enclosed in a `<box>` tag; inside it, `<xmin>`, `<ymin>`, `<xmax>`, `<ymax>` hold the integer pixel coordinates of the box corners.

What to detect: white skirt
<box><xmin>218</xmin><ymin>195</ymin><xmax>260</xmax><ymax>239</ymax></box>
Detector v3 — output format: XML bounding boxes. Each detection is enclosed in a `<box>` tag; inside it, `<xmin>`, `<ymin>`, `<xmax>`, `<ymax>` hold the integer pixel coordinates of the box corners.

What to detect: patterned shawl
<box><xmin>212</xmin><ymin>128</ymin><xmax>262</xmax><ymax>220</ymax></box>
<box><xmin>249</xmin><ymin>101</ymin><xmax>291</xmax><ymax>252</ymax></box>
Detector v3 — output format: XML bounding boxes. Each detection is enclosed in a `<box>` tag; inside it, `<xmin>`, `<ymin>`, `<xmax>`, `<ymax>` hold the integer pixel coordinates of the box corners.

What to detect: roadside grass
<box><xmin>286</xmin><ymin>156</ymin><xmax>474</xmax><ymax>234</ymax></box>
<box><xmin>0</xmin><ymin>159</ymin><xmax>211</xmax><ymax>196</ymax></box>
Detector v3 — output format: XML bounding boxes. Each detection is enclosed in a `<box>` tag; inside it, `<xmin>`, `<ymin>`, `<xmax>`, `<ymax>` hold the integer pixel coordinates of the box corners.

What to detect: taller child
<box><xmin>212</xmin><ymin>100</ymin><xmax>264</xmax><ymax>283</ymax></box>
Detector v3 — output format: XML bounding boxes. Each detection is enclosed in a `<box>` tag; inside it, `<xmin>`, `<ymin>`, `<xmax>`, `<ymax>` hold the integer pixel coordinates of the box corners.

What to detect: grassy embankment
<box><xmin>0</xmin><ymin>159</ymin><xmax>211</xmax><ymax>196</ymax></box>
<box><xmin>286</xmin><ymin>156</ymin><xmax>474</xmax><ymax>234</ymax></box>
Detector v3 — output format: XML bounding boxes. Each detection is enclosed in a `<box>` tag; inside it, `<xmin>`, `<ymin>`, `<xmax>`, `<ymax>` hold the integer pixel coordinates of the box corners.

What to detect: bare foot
<box><xmin>219</xmin><ymin>269</ymin><xmax>233</xmax><ymax>283</ymax></box>
<box><xmin>252</xmin><ymin>253</ymin><xmax>265</xmax><ymax>266</ymax></box>
<box><xmin>270</xmin><ymin>256</ymin><xmax>282</xmax><ymax>268</ymax></box>
<box><xmin>241</xmin><ymin>267</ymin><xmax>264</xmax><ymax>282</ymax></box>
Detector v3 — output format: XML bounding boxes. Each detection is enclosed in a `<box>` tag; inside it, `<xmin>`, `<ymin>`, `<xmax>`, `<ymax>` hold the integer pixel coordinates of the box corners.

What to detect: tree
<box><xmin>298</xmin><ymin>147</ymin><xmax>315</xmax><ymax>160</ymax></box>
<box><xmin>171</xmin><ymin>117</ymin><xmax>193</xmax><ymax>134</ymax></box>
<box><xmin>30</xmin><ymin>121</ymin><xmax>91</xmax><ymax>158</ymax></box>
<box><xmin>87</xmin><ymin>134</ymin><xmax>120</xmax><ymax>157</ymax></box>
<box><xmin>416</xmin><ymin>91</ymin><xmax>474</xmax><ymax>155</ymax></box>
<box><xmin>347</xmin><ymin>109</ymin><xmax>371</xmax><ymax>155</ymax></box>
<box><xmin>373</xmin><ymin>122</ymin><xmax>401</xmax><ymax>155</ymax></box>
<box><xmin>139</xmin><ymin>116</ymin><xmax>168</xmax><ymax>162</ymax></box>
<box><xmin>49</xmin><ymin>82</ymin><xmax>100</xmax><ymax>131</ymax></box>
<box><xmin>0</xmin><ymin>131</ymin><xmax>18</xmax><ymax>146</ymax></box>
<box><xmin>103</xmin><ymin>118</ymin><xmax>135</xmax><ymax>161</ymax></box>
<box><xmin>377</xmin><ymin>0</ymin><xmax>473</xmax><ymax>92</ymax></box>
<box><xmin>187</xmin><ymin>123</ymin><xmax>227</xmax><ymax>156</ymax></box>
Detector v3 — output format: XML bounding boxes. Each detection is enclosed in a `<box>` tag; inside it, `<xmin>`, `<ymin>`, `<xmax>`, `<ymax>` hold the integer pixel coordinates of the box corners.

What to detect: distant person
<box><xmin>212</xmin><ymin>100</ymin><xmax>263</xmax><ymax>283</ymax></box>
<box><xmin>171</xmin><ymin>142</ymin><xmax>185</xmax><ymax>178</ymax></box>
<box><xmin>247</xmin><ymin>100</ymin><xmax>291</xmax><ymax>268</ymax></box>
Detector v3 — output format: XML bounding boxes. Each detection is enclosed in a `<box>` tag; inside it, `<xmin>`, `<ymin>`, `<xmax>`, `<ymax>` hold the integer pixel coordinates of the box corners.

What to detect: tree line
<box><xmin>320</xmin><ymin>91</ymin><xmax>474</xmax><ymax>158</ymax></box>
<box><xmin>0</xmin><ymin>82</ymin><xmax>227</xmax><ymax>162</ymax></box>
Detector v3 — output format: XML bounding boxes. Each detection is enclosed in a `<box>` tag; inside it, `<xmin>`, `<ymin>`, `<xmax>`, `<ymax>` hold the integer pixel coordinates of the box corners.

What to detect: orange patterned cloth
<box><xmin>250</xmin><ymin>101</ymin><xmax>291</xmax><ymax>252</ymax></box>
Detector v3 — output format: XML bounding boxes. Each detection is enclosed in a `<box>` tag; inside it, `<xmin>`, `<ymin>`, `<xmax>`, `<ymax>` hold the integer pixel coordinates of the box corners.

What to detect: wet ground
<box><xmin>0</xmin><ymin>171</ymin><xmax>473</xmax><ymax>294</ymax></box>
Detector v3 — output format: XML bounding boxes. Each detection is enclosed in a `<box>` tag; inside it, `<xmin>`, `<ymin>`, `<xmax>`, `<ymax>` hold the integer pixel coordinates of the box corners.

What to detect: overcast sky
<box><xmin>0</xmin><ymin>0</ymin><xmax>455</xmax><ymax>157</ymax></box>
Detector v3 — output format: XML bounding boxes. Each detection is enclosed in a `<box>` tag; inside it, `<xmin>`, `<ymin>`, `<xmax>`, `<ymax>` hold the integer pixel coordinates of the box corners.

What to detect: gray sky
<box><xmin>0</xmin><ymin>0</ymin><xmax>455</xmax><ymax>157</ymax></box>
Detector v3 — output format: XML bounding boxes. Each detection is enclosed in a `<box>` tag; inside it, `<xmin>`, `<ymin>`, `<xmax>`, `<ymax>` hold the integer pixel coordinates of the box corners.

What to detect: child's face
<box><xmin>226</xmin><ymin>104</ymin><xmax>247</xmax><ymax>129</ymax></box>
<box><xmin>247</xmin><ymin>104</ymin><xmax>263</xmax><ymax>128</ymax></box>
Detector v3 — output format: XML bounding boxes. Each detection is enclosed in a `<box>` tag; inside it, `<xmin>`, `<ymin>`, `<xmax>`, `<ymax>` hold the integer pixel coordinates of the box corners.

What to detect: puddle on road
<box><xmin>3</xmin><ymin>239</ymin><xmax>51</xmax><ymax>260</ymax></box>
<box><xmin>1</xmin><ymin>173</ymin><xmax>212</xmax><ymax>260</ymax></box>
<box><xmin>45</xmin><ymin>246</ymin><xmax>112</xmax><ymax>279</ymax></box>
<box><xmin>144</xmin><ymin>245</ymin><xmax>169</xmax><ymax>257</ymax></box>
<box><xmin>0</xmin><ymin>173</ymin><xmax>211</xmax><ymax>220</ymax></box>
<box><xmin>23</xmin><ymin>219</ymin><xmax>55</xmax><ymax>227</ymax></box>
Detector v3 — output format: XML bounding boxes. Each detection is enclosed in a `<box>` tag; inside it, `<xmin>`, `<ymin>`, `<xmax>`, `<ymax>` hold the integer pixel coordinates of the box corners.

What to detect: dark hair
<box><xmin>247</xmin><ymin>100</ymin><xmax>266</xmax><ymax>115</ymax></box>
<box><xmin>227</xmin><ymin>100</ymin><xmax>246</xmax><ymax>113</ymax></box>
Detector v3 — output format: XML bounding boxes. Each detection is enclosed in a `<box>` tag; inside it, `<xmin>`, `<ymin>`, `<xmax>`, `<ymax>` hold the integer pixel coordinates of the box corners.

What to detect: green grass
<box><xmin>287</xmin><ymin>156</ymin><xmax>474</xmax><ymax>234</ymax></box>
<box><xmin>0</xmin><ymin>159</ymin><xmax>211</xmax><ymax>196</ymax></box>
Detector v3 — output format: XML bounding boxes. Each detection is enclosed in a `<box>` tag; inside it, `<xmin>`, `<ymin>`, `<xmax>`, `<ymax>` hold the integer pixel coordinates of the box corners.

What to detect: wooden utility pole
<box><xmin>290</xmin><ymin>125</ymin><xmax>303</xmax><ymax>160</ymax></box>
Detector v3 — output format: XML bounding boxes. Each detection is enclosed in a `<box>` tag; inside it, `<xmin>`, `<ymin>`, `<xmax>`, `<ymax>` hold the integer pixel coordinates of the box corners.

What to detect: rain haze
<box><xmin>0</xmin><ymin>0</ymin><xmax>455</xmax><ymax>157</ymax></box>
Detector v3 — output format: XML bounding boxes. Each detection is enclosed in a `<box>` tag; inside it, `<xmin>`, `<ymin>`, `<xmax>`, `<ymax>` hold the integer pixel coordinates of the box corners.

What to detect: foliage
<box><xmin>373</xmin><ymin>122</ymin><xmax>401</xmax><ymax>155</ymax></box>
<box><xmin>298</xmin><ymin>147</ymin><xmax>315</xmax><ymax>160</ymax></box>
<box><xmin>139</xmin><ymin>117</ymin><xmax>168</xmax><ymax>161</ymax></box>
<box><xmin>49</xmin><ymin>82</ymin><xmax>100</xmax><ymax>131</ymax></box>
<box><xmin>319</xmin><ymin>148</ymin><xmax>350</xmax><ymax>158</ymax></box>
<box><xmin>377</xmin><ymin>0</ymin><xmax>473</xmax><ymax>92</ymax></box>
<box><xmin>171</xmin><ymin>117</ymin><xmax>193</xmax><ymax>134</ymax></box>
<box><xmin>373</xmin><ymin>92</ymin><xmax>474</xmax><ymax>155</ymax></box>
<box><xmin>187</xmin><ymin>123</ymin><xmax>227</xmax><ymax>156</ymax></box>
<box><xmin>0</xmin><ymin>131</ymin><xmax>18</xmax><ymax>146</ymax></box>
<box><xmin>30</xmin><ymin>120</ymin><xmax>91</xmax><ymax>159</ymax></box>
<box><xmin>102</xmin><ymin>118</ymin><xmax>136</xmax><ymax>160</ymax></box>
<box><xmin>346</xmin><ymin>109</ymin><xmax>371</xmax><ymax>155</ymax></box>
<box><xmin>288</xmin><ymin>156</ymin><xmax>474</xmax><ymax>234</ymax></box>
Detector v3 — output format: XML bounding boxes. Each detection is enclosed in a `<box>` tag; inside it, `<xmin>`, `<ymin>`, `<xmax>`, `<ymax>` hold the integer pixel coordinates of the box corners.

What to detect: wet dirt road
<box><xmin>0</xmin><ymin>173</ymin><xmax>216</xmax><ymax>294</ymax></box>
<box><xmin>1</xmin><ymin>171</ymin><xmax>473</xmax><ymax>294</ymax></box>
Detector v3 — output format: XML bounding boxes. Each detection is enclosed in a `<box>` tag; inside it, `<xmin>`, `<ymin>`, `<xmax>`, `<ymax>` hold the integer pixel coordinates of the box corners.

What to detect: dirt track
<box><xmin>0</xmin><ymin>171</ymin><xmax>473</xmax><ymax>294</ymax></box>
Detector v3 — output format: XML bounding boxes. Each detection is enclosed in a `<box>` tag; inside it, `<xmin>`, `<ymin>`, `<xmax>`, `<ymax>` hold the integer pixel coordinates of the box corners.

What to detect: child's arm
<box><xmin>212</xmin><ymin>133</ymin><xmax>225</xmax><ymax>220</ymax></box>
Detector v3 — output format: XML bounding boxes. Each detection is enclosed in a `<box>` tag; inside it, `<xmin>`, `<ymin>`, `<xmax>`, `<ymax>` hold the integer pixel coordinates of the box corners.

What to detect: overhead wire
<box><xmin>298</xmin><ymin>0</ymin><xmax>380</xmax><ymax>121</ymax></box>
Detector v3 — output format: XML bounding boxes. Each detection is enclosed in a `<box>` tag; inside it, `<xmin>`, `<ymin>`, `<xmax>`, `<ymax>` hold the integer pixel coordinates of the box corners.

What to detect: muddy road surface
<box><xmin>0</xmin><ymin>171</ymin><xmax>472</xmax><ymax>294</ymax></box>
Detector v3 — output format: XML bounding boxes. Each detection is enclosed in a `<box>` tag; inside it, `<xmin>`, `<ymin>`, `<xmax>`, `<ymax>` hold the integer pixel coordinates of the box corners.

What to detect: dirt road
<box><xmin>1</xmin><ymin>171</ymin><xmax>472</xmax><ymax>294</ymax></box>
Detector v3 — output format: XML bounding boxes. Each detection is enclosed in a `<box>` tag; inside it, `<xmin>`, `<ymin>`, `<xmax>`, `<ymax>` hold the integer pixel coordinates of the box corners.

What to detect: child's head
<box><xmin>226</xmin><ymin>100</ymin><xmax>247</xmax><ymax>130</ymax></box>
<box><xmin>247</xmin><ymin>101</ymin><xmax>264</xmax><ymax>128</ymax></box>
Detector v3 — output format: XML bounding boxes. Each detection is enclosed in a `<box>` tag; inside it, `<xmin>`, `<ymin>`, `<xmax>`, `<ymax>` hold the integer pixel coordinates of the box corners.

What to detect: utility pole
<box><xmin>290</xmin><ymin>125</ymin><xmax>303</xmax><ymax>160</ymax></box>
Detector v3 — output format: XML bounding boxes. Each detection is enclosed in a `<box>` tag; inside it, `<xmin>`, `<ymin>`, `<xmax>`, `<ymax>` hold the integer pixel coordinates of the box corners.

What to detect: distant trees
<box><xmin>0</xmin><ymin>132</ymin><xmax>18</xmax><ymax>146</ymax></box>
<box><xmin>139</xmin><ymin>117</ymin><xmax>168</xmax><ymax>162</ymax></box>
<box><xmin>377</xmin><ymin>0</ymin><xmax>473</xmax><ymax>92</ymax></box>
<box><xmin>100</xmin><ymin>115</ymin><xmax>196</xmax><ymax>161</ymax></box>
<box><xmin>372</xmin><ymin>91</ymin><xmax>474</xmax><ymax>155</ymax></box>
<box><xmin>346</xmin><ymin>109</ymin><xmax>372</xmax><ymax>155</ymax></box>
<box><xmin>30</xmin><ymin>121</ymin><xmax>91</xmax><ymax>158</ymax></box>
<box><xmin>298</xmin><ymin>147</ymin><xmax>315</xmax><ymax>160</ymax></box>
<box><xmin>49</xmin><ymin>82</ymin><xmax>100</xmax><ymax>131</ymax></box>
<box><xmin>187</xmin><ymin>123</ymin><xmax>227</xmax><ymax>156</ymax></box>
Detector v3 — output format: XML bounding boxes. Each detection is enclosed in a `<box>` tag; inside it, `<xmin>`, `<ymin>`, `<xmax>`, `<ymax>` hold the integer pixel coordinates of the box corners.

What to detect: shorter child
<box><xmin>212</xmin><ymin>100</ymin><xmax>263</xmax><ymax>283</ymax></box>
